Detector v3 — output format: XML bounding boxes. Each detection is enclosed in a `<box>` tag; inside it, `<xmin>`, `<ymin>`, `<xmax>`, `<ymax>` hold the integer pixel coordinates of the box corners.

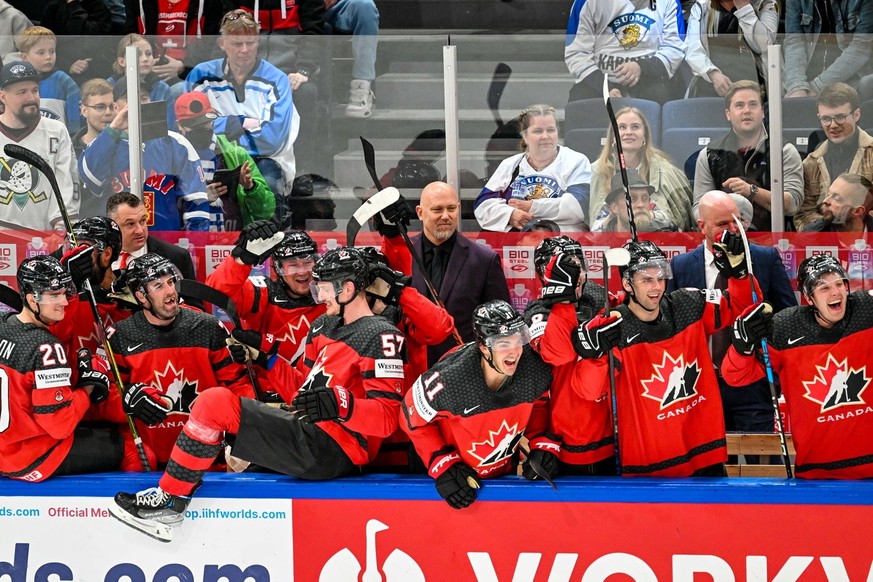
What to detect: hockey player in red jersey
<box><xmin>107</xmin><ymin>253</ymin><xmax>253</xmax><ymax>465</ymax></box>
<box><xmin>402</xmin><ymin>300</ymin><xmax>552</xmax><ymax>509</ymax></box>
<box><xmin>723</xmin><ymin>255</ymin><xmax>873</xmax><ymax>479</ymax></box>
<box><xmin>523</xmin><ymin>236</ymin><xmax>615</xmax><ymax>478</ymax></box>
<box><xmin>108</xmin><ymin>247</ymin><xmax>407</xmax><ymax>542</ymax></box>
<box><xmin>574</xmin><ymin>239</ymin><xmax>758</xmax><ymax>476</ymax></box>
<box><xmin>0</xmin><ymin>256</ymin><xmax>129</xmax><ymax>481</ymax></box>
<box><xmin>206</xmin><ymin>220</ymin><xmax>326</xmax><ymax>367</ymax></box>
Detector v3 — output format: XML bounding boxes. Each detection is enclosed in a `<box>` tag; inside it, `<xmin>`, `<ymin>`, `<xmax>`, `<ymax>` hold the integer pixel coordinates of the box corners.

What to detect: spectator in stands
<box><xmin>109</xmin><ymin>34</ymin><xmax>172</xmax><ymax>105</ymax></box>
<box><xmin>590</xmin><ymin>106</ymin><xmax>693</xmax><ymax>231</ymax></box>
<box><xmin>0</xmin><ymin>0</ymin><xmax>31</xmax><ymax>63</ymax></box>
<box><xmin>187</xmin><ymin>9</ymin><xmax>298</xmax><ymax>225</ymax></box>
<box><xmin>784</xmin><ymin>0</ymin><xmax>873</xmax><ymax>98</ymax></box>
<box><xmin>324</xmin><ymin>0</ymin><xmax>380</xmax><ymax>118</ymax></box>
<box><xmin>669</xmin><ymin>191</ymin><xmax>796</xmax><ymax>439</ymax></box>
<box><xmin>693</xmin><ymin>80</ymin><xmax>804</xmax><ymax>230</ymax></box>
<box><xmin>591</xmin><ymin>169</ymin><xmax>679</xmax><ymax>232</ymax></box>
<box><xmin>74</xmin><ymin>79</ymin><xmax>116</xmax><ymax>218</ymax></box>
<box><xmin>685</xmin><ymin>0</ymin><xmax>778</xmax><ymax>97</ymax></box>
<box><xmin>800</xmin><ymin>172</ymin><xmax>873</xmax><ymax>232</ymax></box>
<box><xmin>15</xmin><ymin>27</ymin><xmax>81</xmax><ymax>134</ymax></box>
<box><xmin>565</xmin><ymin>0</ymin><xmax>686</xmax><ymax>104</ymax></box>
<box><xmin>39</xmin><ymin>0</ymin><xmax>114</xmax><ymax>84</ymax></box>
<box><xmin>79</xmin><ymin>81</ymin><xmax>210</xmax><ymax>231</ymax></box>
<box><xmin>414</xmin><ymin>181</ymin><xmax>510</xmax><ymax>366</ymax></box>
<box><xmin>105</xmin><ymin>192</ymin><xmax>196</xmax><ymax>280</ymax></box>
<box><xmin>795</xmin><ymin>83</ymin><xmax>873</xmax><ymax>230</ymax></box>
<box><xmin>174</xmin><ymin>90</ymin><xmax>275</xmax><ymax>230</ymax></box>
<box><xmin>0</xmin><ymin>62</ymin><xmax>78</xmax><ymax>231</ymax></box>
<box><xmin>125</xmin><ymin>0</ymin><xmax>224</xmax><ymax>91</ymax></box>
<box><xmin>474</xmin><ymin>104</ymin><xmax>592</xmax><ymax>232</ymax></box>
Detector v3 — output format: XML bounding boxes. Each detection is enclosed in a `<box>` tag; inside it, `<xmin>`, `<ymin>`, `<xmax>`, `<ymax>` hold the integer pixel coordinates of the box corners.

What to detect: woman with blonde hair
<box><xmin>590</xmin><ymin>106</ymin><xmax>693</xmax><ymax>230</ymax></box>
<box><xmin>108</xmin><ymin>33</ymin><xmax>171</xmax><ymax>103</ymax></box>
<box><xmin>474</xmin><ymin>104</ymin><xmax>592</xmax><ymax>232</ymax></box>
<box><xmin>685</xmin><ymin>0</ymin><xmax>778</xmax><ymax>97</ymax></box>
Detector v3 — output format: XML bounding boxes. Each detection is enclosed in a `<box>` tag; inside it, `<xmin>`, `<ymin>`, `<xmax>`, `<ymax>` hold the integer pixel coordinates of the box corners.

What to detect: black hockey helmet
<box><xmin>272</xmin><ymin>230</ymin><xmax>318</xmax><ymax>278</ymax></box>
<box><xmin>312</xmin><ymin>247</ymin><xmax>368</xmax><ymax>296</ymax></box>
<box><xmin>797</xmin><ymin>255</ymin><xmax>849</xmax><ymax>297</ymax></box>
<box><xmin>534</xmin><ymin>235</ymin><xmax>586</xmax><ymax>276</ymax></box>
<box><xmin>72</xmin><ymin>216</ymin><xmax>122</xmax><ymax>263</ymax></box>
<box><xmin>619</xmin><ymin>240</ymin><xmax>672</xmax><ymax>281</ymax></box>
<box><xmin>358</xmin><ymin>246</ymin><xmax>390</xmax><ymax>285</ymax></box>
<box><xmin>17</xmin><ymin>255</ymin><xmax>76</xmax><ymax>305</ymax></box>
<box><xmin>126</xmin><ymin>253</ymin><xmax>182</xmax><ymax>297</ymax></box>
<box><xmin>473</xmin><ymin>299</ymin><xmax>530</xmax><ymax>347</ymax></box>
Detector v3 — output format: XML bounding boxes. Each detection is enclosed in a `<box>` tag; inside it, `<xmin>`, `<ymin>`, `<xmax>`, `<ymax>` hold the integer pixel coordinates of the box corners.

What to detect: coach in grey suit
<box><xmin>668</xmin><ymin>190</ymin><xmax>796</xmax><ymax>433</ymax></box>
<box><xmin>412</xmin><ymin>181</ymin><xmax>510</xmax><ymax>366</ymax></box>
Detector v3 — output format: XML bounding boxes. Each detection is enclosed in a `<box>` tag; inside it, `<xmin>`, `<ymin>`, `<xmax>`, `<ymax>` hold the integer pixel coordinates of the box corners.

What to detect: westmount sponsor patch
<box><xmin>35</xmin><ymin>367</ymin><xmax>72</xmax><ymax>389</ymax></box>
<box><xmin>411</xmin><ymin>376</ymin><xmax>437</xmax><ymax>422</ymax></box>
<box><xmin>374</xmin><ymin>359</ymin><xmax>404</xmax><ymax>378</ymax></box>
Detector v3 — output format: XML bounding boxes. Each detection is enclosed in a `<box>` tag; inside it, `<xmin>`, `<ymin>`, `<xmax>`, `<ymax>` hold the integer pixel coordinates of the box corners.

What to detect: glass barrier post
<box><xmin>443</xmin><ymin>43</ymin><xmax>460</xmax><ymax>191</ymax></box>
<box><xmin>768</xmin><ymin>44</ymin><xmax>784</xmax><ymax>234</ymax></box>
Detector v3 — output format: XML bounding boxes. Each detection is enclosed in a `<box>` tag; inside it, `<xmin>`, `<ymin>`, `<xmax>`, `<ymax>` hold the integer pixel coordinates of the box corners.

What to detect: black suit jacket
<box><xmin>147</xmin><ymin>236</ymin><xmax>196</xmax><ymax>281</ymax></box>
<box><xmin>412</xmin><ymin>232</ymin><xmax>510</xmax><ymax>366</ymax></box>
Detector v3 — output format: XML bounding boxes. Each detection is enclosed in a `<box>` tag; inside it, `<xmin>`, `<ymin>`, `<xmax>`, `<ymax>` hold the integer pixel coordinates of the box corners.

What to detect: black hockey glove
<box><xmin>229</xmin><ymin>328</ymin><xmax>278</xmax><ymax>368</ymax></box>
<box><xmin>521</xmin><ymin>437</ymin><xmax>560</xmax><ymax>481</ymax></box>
<box><xmin>76</xmin><ymin>348</ymin><xmax>110</xmax><ymax>404</ymax></box>
<box><xmin>231</xmin><ymin>220</ymin><xmax>285</xmax><ymax>266</ymax></box>
<box><xmin>573</xmin><ymin>312</ymin><xmax>622</xmax><ymax>359</ymax></box>
<box><xmin>540</xmin><ymin>253</ymin><xmax>581</xmax><ymax>305</ymax></box>
<box><xmin>61</xmin><ymin>243</ymin><xmax>95</xmax><ymax>288</ymax></box>
<box><xmin>433</xmin><ymin>460</ymin><xmax>482</xmax><ymax>510</ymax></box>
<box><xmin>372</xmin><ymin>194</ymin><xmax>411</xmax><ymax>238</ymax></box>
<box><xmin>366</xmin><ymin>265</ymin><xmax>411</xmax><ymax>306</ymax></box>
<box><xmin>291</xmin><ymin>385</ymin><xmax>353</xmax><ymax>422</ymax></box>
<box><xmin>123</xmin><ymin>383</ymin><xmax>171</xmax><ymax>425</ymax></box>
<box><xmin>731</xmin><ymin>302</ymin><xmax>773</xmax><ymax>356</ymax></box>
<box><xmin>712</xmin><ymin>230</ymin><xmax>748</xmax><ymax>279</ymax></box>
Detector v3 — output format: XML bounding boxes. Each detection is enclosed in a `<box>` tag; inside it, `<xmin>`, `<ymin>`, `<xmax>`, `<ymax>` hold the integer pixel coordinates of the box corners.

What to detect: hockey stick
<box><xmin>601</xmin><ymin>78</ymin><xmax>638</xmax><ymax>242</ymax></box>
<box><xmin>0</xmin><ymin>283</ymin><xmax>22</xmax><ymax>312</ymax></box>
<box><xmin>733</xmin><ymin>215</ymin><xmax>793</xmax><ymax>478</ymax></box>
<box><xmin>4</xmin><ymin>143</ymin><xmax>152</xmax><ymax>472</ymax></box>
<box><xmin>486</xmin><ymin>63</ymin><xmax>512</xmax><ymax>128</ymax></box>
<box><xmin>359</xmin><ymin>136</ymin><xmax>464</xmax><ymax>345</ymax></box>
<box><xmin>347</xmin><ymin>186</ymin><xmax>403</xmax><ymax>247</ymax></box>
<box><xmin>520</xmin><ymin>443</ymin><xmax>558</xmax><ymax>490</ymax></box>
<box><xmin>176</xmin><ymin>279</ymin><xmax>265</xmax><ymax>402</ymax></box>
<box><xmin>602</xmin><ymin>247</ymin><xmax>630</xmax><ymax>476</ymax></box>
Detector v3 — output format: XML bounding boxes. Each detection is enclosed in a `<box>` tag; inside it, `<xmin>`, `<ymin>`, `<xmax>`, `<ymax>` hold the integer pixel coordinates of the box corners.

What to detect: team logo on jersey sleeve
<box><xmin>641</xmin><ymin>352</ymin><xmax>701</xmax><ymax>410</ymax></box>
<box><xmin>468</xmin><ymin>420</ymin><xmax>524</xmax><ymax>469</ymax></box>
<box><xmin>0</xmin><ymin>158</ymin><xmax>45</xmax><ymax>209</ymax></box>
<box><xmin>609</xmin><ymin>13</ymin><xmax>655</xmax><ymax>50</ymax></box>
<box><xmin>510</xmin><ymin>176</ymin><xmax>560</xmax><ymax>200</ymax></box>
<box><xmin>802</xmin><ymin>353</ymin><xmax>871</xmax><ymax>413</ymax></box>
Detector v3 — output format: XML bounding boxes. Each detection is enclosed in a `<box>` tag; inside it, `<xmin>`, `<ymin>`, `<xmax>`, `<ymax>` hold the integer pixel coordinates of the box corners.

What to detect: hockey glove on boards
<box><xmin>712</xmin><ymin>231</ymin><xmax>748</xmax><ymax>279</ymax></box>
<box><xmin>430</xmin><ymin>452</ymin><xmax>482</xmax><ymax>509</ymax></box>
<box><xmin>61</xmin><ymin>243</ymin><xmax>95</xmax><ymax>288</ymax></box>
<box><xmin>76</xmin><ymin>348</ymin><xmax>110</xmax><ymax>404</ymax></box>
<box><xmin>366</xmin><ymin>265</ymin><xmax>411</xmax><ymax>306</ymax></box>
<box><xmin>231</xmin><ymin>220</ymin><xmax>285</xmax><ymax>266</ymax></box>
<box><xmin>123</xmin><ymin>383</ymin><xmax>171</xmax><ymax>425</ymax></box>
<box><xmin>291</xmin><ymin>385</ymin><xmax>353</xmax><ymax>422</ymax></box>
<box><xmin>540</xmin><ymin>253</ymin><xmax>581</xmax><ymax>305</ymax></box>
<box><xmin>521</xmin><ymin>437</ymin><xmax>560</xmax><ymax>481</ymax></box>
<box><xmin>228</xmin><ymin>328</ymin><xmax>279</xmax><ymax>368</ymax></box>
<box><xmin>573</xmin><ymin>312</ymin><xmax>621</xmax><ymax>359</ymax></box>
<box><xmin>732</xmin><ymin>302</ymin><xmax>773</xmax><ymax>356</ymax></box>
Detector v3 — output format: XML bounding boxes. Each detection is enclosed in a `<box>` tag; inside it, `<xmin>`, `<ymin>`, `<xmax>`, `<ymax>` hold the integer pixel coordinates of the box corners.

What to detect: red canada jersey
<box><xmin>107</xmin><ymin>308</ymin><xmax>252</xmax><ymax>463</ymax></box>
<box><xmin>722</xmin><ymin>290</ymin><xmax>873</xmax><ymax>479</ymax></box>
<box><xmin>265</xmin><ymin>313</ymin><xmax>407</xmax><ymax>465</ymax></box>
<box><xmin>525</xmin><ymin>294</ymin><xmax>614</xmax><ymax>466</ymax></box>
<box><xmin>402</xmin><ymin>343</ymin><xmax>552</xmax><ymax>479</ymax></box>
<box><xmin>150</xmin><ymin>0</ymin><xmax>198</xmax><ymax>61</ymax></box>
<box><xmin>576</xmin><ymin>280</ymin><xmax>756</xmax><ymax>476</ymax></box>
<box><xmin>0</xmin><ymin>313</ymin><xmax>91</xmax><ymax>482</ymax></box>
<box><xmin>206</xmin><ymin>256</ymin><xmax>325</xmax><ymax>364</ymax></box>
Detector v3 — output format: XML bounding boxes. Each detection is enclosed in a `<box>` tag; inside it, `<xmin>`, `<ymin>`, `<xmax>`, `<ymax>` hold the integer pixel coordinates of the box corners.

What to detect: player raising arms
<box><xmin>723</xmin><ymin>255</ymin><xmax>873</xmax><ymax>479</ymax></box>
<box><xmin>109</xmin><ymin>247</ymin><xmax>407</xmax><ymax>541</ymax></box>
<box><xmin>402</xmin><ymin>300</ymin><xmax>552</xmax><ymax>509</ymax></box>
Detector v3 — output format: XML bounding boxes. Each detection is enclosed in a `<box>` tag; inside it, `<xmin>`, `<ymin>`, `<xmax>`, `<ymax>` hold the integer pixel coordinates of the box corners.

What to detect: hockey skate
<box><xmin>108</xmin><ymin>487</ymin><xmax>191</xmax><ymax>543</ymax></box>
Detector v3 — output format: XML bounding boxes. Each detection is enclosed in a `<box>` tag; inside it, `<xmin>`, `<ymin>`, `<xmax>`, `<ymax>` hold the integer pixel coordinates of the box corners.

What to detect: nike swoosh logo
<box><xmin>127</xmin><ymin>343</ymin><xmax>144</xmax><ymax>352</ymax></box>
<box><xmin>463</xmin><ymin>405</ymin><xmax>481</xmax><ymax>415</ymax></box>
<box><xmin>311</xmin><ymin>324</ymin><xmax>324</xmax><ymax>334</ymax></box>
<box><xmin>625</xmin><ymin>333</ymin><xmax>640</xmax><ymax>343</ymax></box>
<box><xmin>787</xmin><ymin>336</ymin><xmax>805</xmax><ymax>345</ymax></box>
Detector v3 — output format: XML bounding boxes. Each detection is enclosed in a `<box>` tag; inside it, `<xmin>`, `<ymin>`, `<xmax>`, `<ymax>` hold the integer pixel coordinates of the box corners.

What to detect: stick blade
<box><xmin>603</xmin><ymin>247</ymin><xmax>631</xmax><ymax>267</ymax></box>
<box><xmin>346</xmin><ymin>187</ymin><xmax>401</xmax><ymax>246</ymax></box>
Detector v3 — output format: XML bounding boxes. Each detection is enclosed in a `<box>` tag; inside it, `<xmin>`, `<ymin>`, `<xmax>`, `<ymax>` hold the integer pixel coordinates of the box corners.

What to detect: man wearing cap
<box><xmin>175</xmin><ymin>90</ymin><xmax>275</xmax><ymax>231</ymax></box>
<box><xmin>590</xmin><ymin>169</ymin><xmax>677</xmax><ymax>232</ymax></box>
<box><xmin>0</xmin><ymin>61</ymin><xmax>78</xmax><ymax>231</ymax></box>
<box><xmin>669</xmin><ymin>190</ymin><xmax>796</xmax><ymax>439</ymax></box>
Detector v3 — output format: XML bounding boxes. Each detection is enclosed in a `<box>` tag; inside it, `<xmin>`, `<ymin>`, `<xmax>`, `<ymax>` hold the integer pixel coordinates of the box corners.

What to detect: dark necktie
<box><xmin>430</xmin><ymin>245</ymin><xmax>445</xmax><ymax>292</ymax></box>
<box><xmin>711</xmin><ymin>272</ymin><xmax>731</xmax><ymax>369</ymax></box>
